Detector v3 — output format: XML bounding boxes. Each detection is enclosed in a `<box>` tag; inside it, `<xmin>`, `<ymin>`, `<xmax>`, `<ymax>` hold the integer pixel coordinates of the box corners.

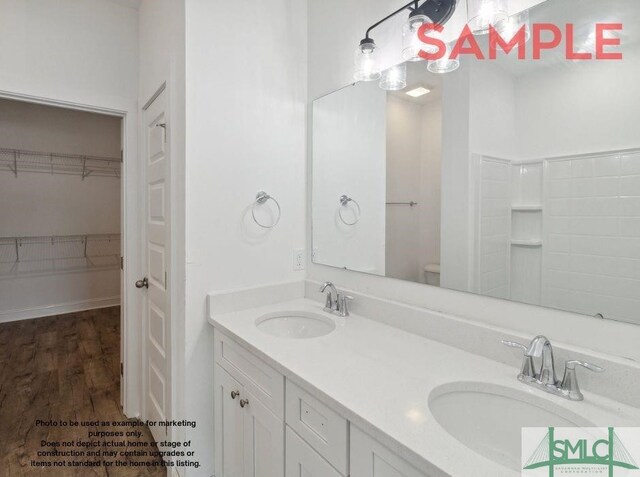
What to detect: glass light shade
<box><xmin>427</xmin><ymin>43</ymin><xmax>460</xmax><ymax>74</ymax></box>
<box><xmin>354</xmin><ymin>43</ymin><xmax>381</xmax><ymax>81</ymax></box>
<box><xmin>402</xmin><ymin>14</ymin><xmax>436</xmax><ymax>62</ymax></box>
<box><xmin>379</xmin><ymin>63</ymin><xmax>407</xmax><ymax>91</ymax></box>
<box><xmin>467</xmin><ymin>0</ymin><xmax>509</xmax><ymax>35</ymax></box>
<box><xmin>496</xmin><ymin>10</ymin><xmax>531</xmax><ymax>43</ymax></box>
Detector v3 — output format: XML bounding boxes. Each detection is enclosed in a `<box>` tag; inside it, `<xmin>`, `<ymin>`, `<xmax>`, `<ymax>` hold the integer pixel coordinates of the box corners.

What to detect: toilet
<box><xmin>424</xmin><ymin>263</ymin><xmax>441</xmax><ymax>286</ymax></box>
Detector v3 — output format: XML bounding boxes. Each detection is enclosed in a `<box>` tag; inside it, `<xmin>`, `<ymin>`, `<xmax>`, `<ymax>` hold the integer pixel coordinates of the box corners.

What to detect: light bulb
<box><xmin>354</xmin><ymin>40</ymin><xmax>381</xmax><ymax>82</ymax></box>
<box><xmin>402</xmin><ymin>14</ymin><xmax>436</xmax><ymax>62</ymax></box>
<box><xmin>467</xmin><ymin>0</ymin><xmax>509</xmax><ymax>35</ymax></box>
<box><xmin>379</xmin><ymin>63</ymin><xmax>407</xmax><ymax>91</ymax></box>
<box><xmin>427</xmin><ymin>43</ymin><xmax>459</xmax><ymax>74</ymax></box>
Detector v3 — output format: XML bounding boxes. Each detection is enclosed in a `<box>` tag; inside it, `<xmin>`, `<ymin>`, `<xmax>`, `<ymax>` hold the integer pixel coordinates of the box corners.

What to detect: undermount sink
<box><xmin>428</xmin><ymin>382</ymin><xmax>593</xmax><ymax>471</ymax></box>
<box><xmin>255</xmin><ymin>311</ymin><xmax>336</xmax><ymax>339</ymax></box>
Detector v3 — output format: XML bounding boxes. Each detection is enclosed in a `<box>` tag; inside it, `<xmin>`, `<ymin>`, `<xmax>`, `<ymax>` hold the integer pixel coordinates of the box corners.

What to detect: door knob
<box><xmin>230</xmin><ymin>390</ymin><xmax>240</xmax><ymax>400</ymax></box>
<box><xmin>135</xmin><ymin>277</ymin><xmax>149</xmax><ymax>289</ymax></box>
<box><xmin>239</xmin><ymin>399</ymin><xmax>249</xmax><ymax>408</ymax></box>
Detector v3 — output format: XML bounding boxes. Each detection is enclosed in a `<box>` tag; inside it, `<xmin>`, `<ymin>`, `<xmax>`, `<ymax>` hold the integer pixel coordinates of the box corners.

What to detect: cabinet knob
<box><xmin>230</xmin><ymin>390</ymin><xmax>240</xmax><ymax>400</ymax></box>
<box><xmin>240</xmin><ymin>399</ymin><xmax>249</xmax><ymax>408</ymax></box>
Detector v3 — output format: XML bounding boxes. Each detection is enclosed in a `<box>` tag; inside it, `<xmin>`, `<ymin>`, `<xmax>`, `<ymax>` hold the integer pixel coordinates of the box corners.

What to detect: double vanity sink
<box><xmin>251</xmin><ymin>310</ymin><xmax>593</xmax><ymax>473</ymax></box>
<box><xmin>210</xmin><ymin>294</ymin><xmax>639</xmax><ymax>476</ymax></box>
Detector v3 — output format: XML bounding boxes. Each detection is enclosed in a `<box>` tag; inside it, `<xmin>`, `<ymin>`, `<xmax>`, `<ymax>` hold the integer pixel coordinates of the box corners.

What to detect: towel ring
<box><xmin>339</xmin><ymin>195</ymin><xmax>361</xmax><ymax>226</ymax></box>
<box><xmin>252</xmin><ymin>191</ymin><xmax>281</xmax><ymax>229</ymax></box>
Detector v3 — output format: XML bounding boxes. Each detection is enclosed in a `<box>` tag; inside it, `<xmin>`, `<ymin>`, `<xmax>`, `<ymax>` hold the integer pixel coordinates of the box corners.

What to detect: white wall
<box><xmin>185</xmin><ymin>1</ymin><xmax>307</xmax><ymax>475</ymax></box>
<box><xmin>469</xmin><ymin>62</ymin><xmax>517</xmax><ymax>160</ymax></box>
<box><xmin>419</xmin><ymin>100</ymin><xmax>442</xmax><ymax>279</ymax></box>
<box><xmin>386</xmin><ymin>95</ymin><xmax>442</xmax><ymax>283</ymax></box>
<box><xmin>0</xmin><ymin>100</ymin><xmax>121</xmax><ymax>320</ymax></box>
<box><xmin>313</xmin><ymin>82</ymin><xmax>386</xmax><ymax>275</ymax></box>
<box><xmin>307</xmin><ymin>0</ymin><xmax>640</xmax><ymax>361</ymax></box>
<box><xmin>386</xmin><ymin>96</ymin><xmax>421</xmax><ymax>281</ymax></box>
<box><xmin>515</xmin><ymin>48</ymin><xmax>640</xmax><ymax>160</ymax></box>
<box><xmin>438</xmin><ymin>63</ymin><xmax>472</xmax><ymax>291</ymax></box>
<box><xmin>0</xmin><ymin>0</ymin><xmax>138</xmax><ymax>109</ymax></box>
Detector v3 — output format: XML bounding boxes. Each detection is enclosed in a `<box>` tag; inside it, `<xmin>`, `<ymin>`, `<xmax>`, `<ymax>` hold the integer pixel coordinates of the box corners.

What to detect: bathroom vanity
<box><xmin>208</xmin><ymin>0</ymin><xmax>640</xmax><ymax>474</ymax></box>
<box><xmin>209</xmin><ymin>284</ymin><xmax>640</xmax><ymax>477</ymax></box>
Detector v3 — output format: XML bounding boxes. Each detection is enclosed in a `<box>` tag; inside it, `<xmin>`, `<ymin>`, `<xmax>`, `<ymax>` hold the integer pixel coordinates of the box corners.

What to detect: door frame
<box><xmin>0</xmin><ymin>88</ymin><xmax>142</xmax><ymax>417</ymax></box>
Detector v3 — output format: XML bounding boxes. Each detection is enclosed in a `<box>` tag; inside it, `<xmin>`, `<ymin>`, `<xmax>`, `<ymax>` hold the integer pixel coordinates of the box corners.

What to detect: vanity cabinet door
<box><xmin>351</xmin><ymin>426</ymin><xmax>429</xmax><ymax>477</ymax></box>
<box><xmin>215</xmin><ymin>365</ymin><xmax>245</xmax><ymax>477</ymax></box>
<box><xmin>242</xmin><ymin>387</ymin><xmax>284</xmax><ymax>477</ymax></box>
<box><xmin>285</xmin><ymin>427</ymin><xmax>343</xmax><ymax>477</ymax></box>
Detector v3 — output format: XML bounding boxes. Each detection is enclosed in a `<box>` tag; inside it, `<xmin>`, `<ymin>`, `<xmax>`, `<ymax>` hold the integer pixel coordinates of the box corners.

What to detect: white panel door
<box><xmin>351</xmin><ymin>426</ymin><xmax>429</xmax><ymax>477</ymax></box>
<box><xmin>215</xmin><ymin>365</ymin><xmax>245</xmax><ymax>477</ymax></box>
<box><xmin>285</xmin><ymin>427</ymin><xmax>342</xmax><ymax>477</ymax></box>
<box><xmin>242</xmin><ymin>388</ymin><xmax>284</xmax><ymax>477</ymax></box>
<box><xmin>142</xmin><ymin>90</ymin><xmax>171</xmax><ymax>442</ymax></box>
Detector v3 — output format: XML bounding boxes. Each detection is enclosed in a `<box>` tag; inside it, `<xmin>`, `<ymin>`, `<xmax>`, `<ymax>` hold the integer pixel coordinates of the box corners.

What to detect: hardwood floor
<box><xmin>0</xmin><ymin>307</ymin><xmax>165</xmax><ymax>477</ymax></box>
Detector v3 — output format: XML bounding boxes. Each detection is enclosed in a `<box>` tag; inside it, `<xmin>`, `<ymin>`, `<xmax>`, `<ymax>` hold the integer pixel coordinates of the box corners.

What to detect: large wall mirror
<box><xmin>312</xmin><ymin>0</ymin><xmax>640</xmax><ymax>325</ymax></box>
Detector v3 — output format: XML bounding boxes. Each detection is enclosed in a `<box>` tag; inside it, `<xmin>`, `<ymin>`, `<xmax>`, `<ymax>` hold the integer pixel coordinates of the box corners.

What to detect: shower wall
<box><xmin>543</xmin><ymin>151</ymin><xmax>640</xmax><ymax>322</ymax></box>
<box><xmin>477</xmin><ymin>150</ymin><xmax>640</xmax><ymax>323</ymax></box>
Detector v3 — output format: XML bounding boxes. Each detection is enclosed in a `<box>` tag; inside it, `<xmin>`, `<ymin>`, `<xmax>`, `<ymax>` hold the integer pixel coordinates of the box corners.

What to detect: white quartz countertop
<box><xmin>209</xmin><ymin>298</ymin><xmax>640</xmax><ymax>477</ymax></box>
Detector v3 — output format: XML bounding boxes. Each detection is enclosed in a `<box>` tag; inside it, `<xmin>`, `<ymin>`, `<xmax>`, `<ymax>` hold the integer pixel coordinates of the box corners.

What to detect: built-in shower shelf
<box><xmin>511</xmin><ymin>239</ymin><xmax>543</xmax><ymax>247</ymax></box>
<box><xmin>511</xmin><ymin>205</ymin><xmax>543</xmax><ymax>211</ymax></box>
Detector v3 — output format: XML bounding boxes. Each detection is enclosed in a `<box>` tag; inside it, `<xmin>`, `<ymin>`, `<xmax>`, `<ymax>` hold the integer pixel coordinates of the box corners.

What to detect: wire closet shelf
<box><xmin>0</xmin><ymin>148</ymin><xmax>121</xmax><ymax>179</ymax></box>
<box><xmin>0</xmin><ymin>233</ymin><xmax>121</xmax><ymax>276</ymax></box>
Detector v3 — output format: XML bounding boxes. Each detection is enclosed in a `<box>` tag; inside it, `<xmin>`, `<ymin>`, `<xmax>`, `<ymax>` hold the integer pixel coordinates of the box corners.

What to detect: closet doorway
<box><xmin>0</xmin><ymin>97</ymin><xmax>139</xmax><ymax>455</ymax></box>
<box><xmin>0</xmin><ymin>99</ymin><xmax>123</xmax><ymax>317</ymax></box>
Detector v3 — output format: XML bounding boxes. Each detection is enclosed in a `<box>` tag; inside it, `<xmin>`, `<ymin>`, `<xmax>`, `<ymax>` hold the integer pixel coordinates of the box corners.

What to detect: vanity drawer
<box><xmin>285</xmin><ymin>380</ymin><xmax>348</xmax><ymax>475</ymax></box>
<box><xmin>286</xmin><ymin>427</ymin><xmax>343</xmax><ymax>477</ymax></box>
<box><xmin>215</xmin><ymin>330</ymin><xmax>284</xmax><ymax>419</ymax></box>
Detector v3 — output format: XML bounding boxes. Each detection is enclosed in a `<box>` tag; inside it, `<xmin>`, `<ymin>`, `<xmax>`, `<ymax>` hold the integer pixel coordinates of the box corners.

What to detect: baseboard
<box><xmin>0</xmin><ymin>296</ymin><xmax>120</xmax><ymax>323</ymax></box>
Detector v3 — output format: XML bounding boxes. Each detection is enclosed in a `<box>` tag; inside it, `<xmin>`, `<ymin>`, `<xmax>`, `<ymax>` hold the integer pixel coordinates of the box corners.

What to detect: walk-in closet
<box><xmin>0</xmin><ymin>98</ymin><xmax>122</xmax><ymax>320</ymax></box>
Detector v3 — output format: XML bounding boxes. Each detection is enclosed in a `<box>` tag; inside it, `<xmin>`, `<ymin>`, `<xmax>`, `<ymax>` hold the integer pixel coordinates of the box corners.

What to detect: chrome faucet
<box><xmin>319</xmin><ymin>282</ymin><xmax>353</xmax><ymax>317</ymax></box>
<box><xmin>319</xmin><ymin>282</ymin><xmax>338</xmax><ymax>310</ymax></box>
<box><xmin>526</xmin><ymin>335</ymin><xmax>558</xmax><ymax>386</ymax></box>
<box><xmin>502</xmin><ymin>336</ymin><xmax>604</xmax><ymax>401</ymax></box>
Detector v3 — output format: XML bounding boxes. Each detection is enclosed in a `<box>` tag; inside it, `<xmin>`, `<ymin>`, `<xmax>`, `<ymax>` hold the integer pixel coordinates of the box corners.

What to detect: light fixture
<box><xmin>379</xmin><ymin>63</ymin><xmax>407</xmax><ymax>91</ymax></box>
<box><xmin>406</xmin><ymin>86</ymin><xmax>431</xmax><ymax>97</ymax></box>
<box><xmin>354</xmin><ymin>0</ymin><xmax>457</xmax><ymax>81</ymax></box>
<box><xmin>467</xmin><ymin>0</ymin><xmax>509</xmax><ymax>35</ymax></box>
<box><xmin>354</xmin><ymin>39</ymin><xmax>381</xmax><ymax>82</ymax></box>
<box><xmin>427</xmin><ymin>42</ymin><xmax>460</xmax><ymax>74</ymax></box>
<box><xmin>496</xmin><ymin>9</ymin><xmax>531</xmax><ymax>43</ymax></box>
<box><xmin>402</xmin><ymin>14</ymin><xmax>435</xmax><ymax>61</ymax></box>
